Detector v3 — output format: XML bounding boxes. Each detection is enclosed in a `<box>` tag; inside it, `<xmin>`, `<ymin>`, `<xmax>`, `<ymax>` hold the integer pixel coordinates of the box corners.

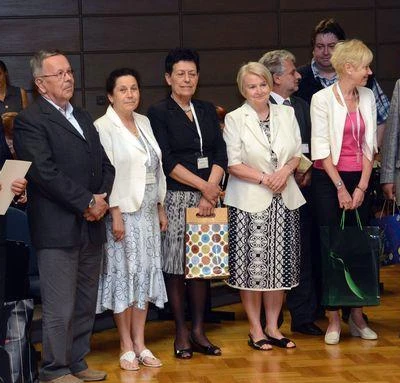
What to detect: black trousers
<box><xmin>0</xmin><ymin>217</ymin><xmax>12</xmax><ymax>383</ymax></box>
<box><xmin>311</xmin><ymin>168</ymin><xmax>370</xmax><ymax>310</ymax></box>
<box><xmin>286</xmin><ymin>185</ymin><xmax>318</xmax><ymax>326</ymax></box>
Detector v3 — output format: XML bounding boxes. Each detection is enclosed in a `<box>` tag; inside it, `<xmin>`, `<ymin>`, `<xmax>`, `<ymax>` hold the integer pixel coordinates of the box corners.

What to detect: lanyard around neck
<box><xmin>189</xmin><ymin>102</ymin><xmax>203</xmax><ymax>156</ymax></box>
<box><xmin>336</xmin><ymin>83</ymin><xmax>361</xmax><ymax>153</ymax></box>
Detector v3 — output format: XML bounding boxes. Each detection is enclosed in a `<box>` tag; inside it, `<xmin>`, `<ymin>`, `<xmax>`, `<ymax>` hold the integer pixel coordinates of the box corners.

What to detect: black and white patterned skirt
<box><xmin>162</xmin><ymin>190</ymin><xmax>202</xmax><ymax>275</ymax></box>
<box><xmin>227</xmin><ymin>196</ymin><xmax>300</xmax><ymax>291</ymax></box>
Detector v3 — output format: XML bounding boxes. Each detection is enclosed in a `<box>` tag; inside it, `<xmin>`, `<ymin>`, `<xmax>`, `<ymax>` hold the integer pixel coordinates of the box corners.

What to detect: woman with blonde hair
<box><xmin>223</xmin><ymin>62</ymin><xmax>305</xmax><ymax>350</ymax></box>
<box><xmin>311</xmin><ymin>39</ymin><xmax>378</xmax><ymax>344</ymax></box>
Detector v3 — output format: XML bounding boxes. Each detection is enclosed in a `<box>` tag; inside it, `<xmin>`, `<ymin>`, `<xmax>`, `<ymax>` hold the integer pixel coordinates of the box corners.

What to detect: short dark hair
<box><xmin>165</xmin><ymin>48</ymin><xmax>200</xmax><ymax>74</ymax></box>
<box><xmin>106</xmin><ymin>68</ymin><xmax>141</xmax><ymax>94</ymax></box>
<box><xmin>0</xmin><ymin>60</ymin><xmax>9</xmax><ymax>85</ymax></box>
<box><xmin>311</xmin><ymin>18</ymin><xmax>346</xmax><ymax>48</ymax></box>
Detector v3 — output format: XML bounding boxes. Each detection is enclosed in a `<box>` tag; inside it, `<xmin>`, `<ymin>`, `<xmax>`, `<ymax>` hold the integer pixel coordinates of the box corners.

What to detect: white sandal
<box><xmin>138</xmin><ymin>349</ymin><xmax>162</xmax><ymax>368</ymax></box>
<box><xmin>119</xmin><ymin>350</ymin><xmax>140</xmax><ymax>371</ymax></box>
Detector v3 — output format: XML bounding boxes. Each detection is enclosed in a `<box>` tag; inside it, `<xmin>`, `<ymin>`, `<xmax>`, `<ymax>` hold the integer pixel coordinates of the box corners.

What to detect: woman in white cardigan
<box><xmin>223</xmin><ymin>62</ymin><xmax>305</xmax><ymax>350</ymax></box>
<box><xmin>95</xmin><ymin>68</ymin><xmax>168</xmax><ymax>370</ymax></box>
<box><xmin>310</xmin><ymin>40</ymin><xmax>378</xmax><ymax>345</ymax></box>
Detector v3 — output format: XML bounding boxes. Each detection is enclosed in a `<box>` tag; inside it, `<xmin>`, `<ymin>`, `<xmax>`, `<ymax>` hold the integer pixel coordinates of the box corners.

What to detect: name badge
<box><xmin>197</xmin><ymin>156</ymin><xmax>209</xmax><ymax>169</ymax></box>
<box><xmin>302</xmin><ymin>143</ymin><xmax>310</xmax><ymax>154</ymax></box>
<box><xmin>146</xmin><ymin>172</ymin><xmax>156</xmax><ymax>184</ymax></box>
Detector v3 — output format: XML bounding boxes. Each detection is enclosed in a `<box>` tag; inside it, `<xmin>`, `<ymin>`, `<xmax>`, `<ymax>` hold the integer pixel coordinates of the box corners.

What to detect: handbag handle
<box><xmin>340</xmin><ymin>209</ymin><xmax>362</xmax><ymax>230</ymax></box>
<box><xmin>379</xmin><ymin>198</ymin><xmax>399</xmax><ymax>219</ymax></box>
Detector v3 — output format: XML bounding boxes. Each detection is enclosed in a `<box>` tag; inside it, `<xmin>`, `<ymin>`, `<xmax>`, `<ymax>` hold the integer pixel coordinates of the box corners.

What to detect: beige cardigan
<box><xmin>223</xmin><ymin>102</ymin><xmax>305</xmax><ymax>213</ymax></box>
<box><xmin>94</xmin><ymin>106</ymin><xmax>166</xmax><ymax>212</ymax></box>
<box><xmin>310</xmin><ymin>84</ymin><xmax>377</xmax><ymax>164</ymax></box>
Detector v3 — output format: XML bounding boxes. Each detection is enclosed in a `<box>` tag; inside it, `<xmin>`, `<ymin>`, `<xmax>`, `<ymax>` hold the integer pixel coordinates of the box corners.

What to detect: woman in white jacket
<box><xmin>223</xmin><ymin>62</ymin><xmax>305</xmax><ymax>350</ymax></box>
<box><xmin>311</xmin><ymin>39</ymin><xmax>378</xmax><ymax>345</ymax></box>
<box><xmin>95</xmin><ymin>68</ymin><xmax>168</xmax><ymax>370</ymax></box>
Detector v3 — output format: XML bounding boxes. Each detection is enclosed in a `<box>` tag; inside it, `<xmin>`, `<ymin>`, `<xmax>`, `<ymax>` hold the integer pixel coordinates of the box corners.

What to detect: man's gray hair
<box><xmin>30</xmin><ymin>49</ymin><xmax>63</xmax><ymax>77</ymax></box>
<box><xmin>258</xmin><ymin>50</ymin><xmax>296</xmax><ymax>76</ymax></box>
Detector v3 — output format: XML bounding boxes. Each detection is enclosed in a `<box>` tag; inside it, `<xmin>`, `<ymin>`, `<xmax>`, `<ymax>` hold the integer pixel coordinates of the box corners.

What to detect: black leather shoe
<box><xmin>291</xmin><ymin>322</ymin><xmax>323</xmax><ymax>336</ymax></box>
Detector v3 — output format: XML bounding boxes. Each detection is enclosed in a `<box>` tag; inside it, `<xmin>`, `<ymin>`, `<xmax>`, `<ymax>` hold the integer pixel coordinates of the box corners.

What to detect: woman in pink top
<box><xmin>310</xmin><ymin>39</ymin><xmax>378</xmax><ymax>345</ymax></box>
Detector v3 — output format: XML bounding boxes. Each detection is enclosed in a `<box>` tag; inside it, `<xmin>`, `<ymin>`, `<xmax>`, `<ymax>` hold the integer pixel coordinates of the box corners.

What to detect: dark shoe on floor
<box><xmin>267</xmin><ymin>335</ymin><xmax>296</xmax><ymax>349</ymax></box>
<box><xmin>248</xmin><ymin>334</ymin><xmax>272</xmax><ymax>351</ymax></box>
<box><xmin>73</xmin><ymin>369</ymin><xmax>107</xmax><ymax>382</ymax></box>
<box><xmin>291</xmin><ymin>322</ymin><xmax>323</xmax><ymax>336</ymax></box>
<box><xmin>190</xmin><ymin>336</ymin><xmax>221</xmax><ymax>356</ymax></box>
<box><xmin>174</xmin><ymin>342</ymin><xmax>193</xmax><ymax>359</ymax></box>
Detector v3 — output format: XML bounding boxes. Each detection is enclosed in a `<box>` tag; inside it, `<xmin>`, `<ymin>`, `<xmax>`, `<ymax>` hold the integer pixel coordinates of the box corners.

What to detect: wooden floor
<box><xmin>82</xmin><ymin>265</ymin><xmax>400</xmax><ymax>383</ymax></box>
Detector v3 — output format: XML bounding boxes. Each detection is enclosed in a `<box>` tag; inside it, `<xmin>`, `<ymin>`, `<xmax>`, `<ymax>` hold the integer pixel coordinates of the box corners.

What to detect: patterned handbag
<box><xmin>185</xmin><ymin>207</ymin><xmax>229</xmax><ymax>279</ymax></box>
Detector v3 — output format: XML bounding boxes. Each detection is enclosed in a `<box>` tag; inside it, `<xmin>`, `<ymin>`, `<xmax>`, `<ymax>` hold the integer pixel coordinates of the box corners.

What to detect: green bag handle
<box><xmin>331</xmin><ymin>209</ymin><xmax>365</xmax><ymax>300</ymax></box>
<box><xmin>340</xmin><ymin>209</ymin><xmax>362</xmax><ymax>230</ymax></box>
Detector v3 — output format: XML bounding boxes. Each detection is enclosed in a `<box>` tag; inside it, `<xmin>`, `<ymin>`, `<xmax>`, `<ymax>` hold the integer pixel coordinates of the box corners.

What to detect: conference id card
<box><xmin>302</xmin><ymin>143</ymin><xmax>310</xmax><ymax>154</ymax></box>
<box><xmin>197</xmin><ymin>156</ymin><xmax>209</xmax><ymax>169</ymax></box>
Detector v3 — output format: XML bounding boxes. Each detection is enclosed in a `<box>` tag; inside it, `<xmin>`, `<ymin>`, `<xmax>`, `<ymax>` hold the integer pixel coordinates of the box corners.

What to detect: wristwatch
<box><xmin>335</xmin><ymin>180</ymin><xmax>343</xmax><ymax>190</ymax></box>
<box><xmin>88</xmin><ymin>195</ymin><xmax>96</xmax><ymax>208</ymax></box>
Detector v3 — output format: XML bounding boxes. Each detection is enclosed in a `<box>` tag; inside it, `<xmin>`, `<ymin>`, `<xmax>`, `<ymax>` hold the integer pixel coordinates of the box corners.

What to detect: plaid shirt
<box><xmin>311</xmin><ymin>59</ymin><xmax>389</xmax><ymax>125</ymax></box>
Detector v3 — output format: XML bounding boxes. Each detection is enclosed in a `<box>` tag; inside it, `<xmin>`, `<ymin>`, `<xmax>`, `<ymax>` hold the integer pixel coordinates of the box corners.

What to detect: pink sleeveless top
<box><xmin>314</xmin><ymin>111</ymin><xmax>365</xmax><ymax>172</ymax></box>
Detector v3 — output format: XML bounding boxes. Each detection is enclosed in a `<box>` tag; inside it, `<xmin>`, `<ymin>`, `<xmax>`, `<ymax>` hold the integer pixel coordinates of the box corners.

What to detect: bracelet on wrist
<box><xmin>259</xmin><ymin>172</ymin><xmax>265</xmax><ymax>184</ymax></box>
<box><xmin>356</xmin><ymin>185</ymin><xmax>366</xmax><ymax>193</ymax></box>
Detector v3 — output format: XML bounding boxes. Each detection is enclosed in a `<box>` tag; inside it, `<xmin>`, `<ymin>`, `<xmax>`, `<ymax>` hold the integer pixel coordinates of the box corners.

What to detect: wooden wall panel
<box><xmin>281</xmin><ymin>10</ymin><xmax>375</xmax><ymax>47</ymax></box>
<box><xmin>84</xmin><ymin>53</ymin><xmax>166</xmax><ymax>88</ymax></box>
<box><xmin>183</xmin><ymin>14</ymin><xmax>278</xmax><ymax>49</ymax></box>
<box><xmin>377</xmin><ymin>10</ymin><xmax>400</xmax><ymax>43</ymax></box>
<box><xmin>378</xmin><ymin>45</ymin><xmax>400</xmax><ymax>80</ymax></box>
<box><xmin>83</xmin><ymin>16</ymin><xmax>179</xmax><ymax>51</ymax></box>
<box><xmin>280</xmin><ymin>0</ymin><xmax>374</xmax><ymax>9</ymax></box>
<box><xmin>0</xmin><ymin>1</ymin><xmax>78</xmax><ymax>16</ymax></box>
<box><xmin>198</xmin><ymin>50</ymin><xmax>266</xmax><ymax>85</ymax></box>
<box><xmin>377</xmin><ymin>0</ymin><xmax>400</xmax><ymax>6</ymax></box>
<box><xmin>82</xmin><ymin>0</ymin><xmax>178</xmax><ymax>14</ymax></box>
<box><xmin>195</xmin><ymin>85</ymin><xmax>242</xmax><ymax>113</ymax></box>
<box><xmin>0</xmin><ymin>19</ymin><xmax>80</xmax><ymax>54</ymax></box>
<box><xmin>182</xmin><ymin>0</ymin><xmax>278</xmax><ymax>12</ymax></box>
<box><xmin>0</xmin><ymin>2</ymin><xmax>398</xmax><ymax>114</ymax></box>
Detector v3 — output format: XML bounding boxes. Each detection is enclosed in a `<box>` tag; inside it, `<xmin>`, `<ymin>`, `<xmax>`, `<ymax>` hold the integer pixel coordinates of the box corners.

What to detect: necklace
<box><xmin>171</xmin><ymin>95</ymin><xmax>191</xmax><ymax>113</ymax></box>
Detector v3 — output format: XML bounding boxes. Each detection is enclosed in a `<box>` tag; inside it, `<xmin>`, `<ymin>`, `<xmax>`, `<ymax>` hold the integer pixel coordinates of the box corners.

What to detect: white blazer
<box><xmin>311</xmin><ymin>84</ymin><xmax>377</xmax><ymax>164</ymax></box>
<box><xmin>94</xmin><ymin>105</ymin><xmax>166</xmax><ymax>213</ymax></box>
<box><xmin>223</xmin><ymin>102</ymin><xmax>306</xmax><ymax>213</ymax></box>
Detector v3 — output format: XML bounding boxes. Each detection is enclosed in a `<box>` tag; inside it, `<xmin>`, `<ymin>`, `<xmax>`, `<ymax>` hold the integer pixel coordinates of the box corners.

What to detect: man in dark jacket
<box><xmin>14</xmin><ymin>50</ymin><xmax>115</xmax><ymax>383</ymax></box>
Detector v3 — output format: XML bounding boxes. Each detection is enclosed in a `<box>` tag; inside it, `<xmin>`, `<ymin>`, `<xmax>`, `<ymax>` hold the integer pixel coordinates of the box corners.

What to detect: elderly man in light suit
<box><xmin>381</xmin><ymin>79</ymin><xmax>400</xmax><ymax>201</ymax></box>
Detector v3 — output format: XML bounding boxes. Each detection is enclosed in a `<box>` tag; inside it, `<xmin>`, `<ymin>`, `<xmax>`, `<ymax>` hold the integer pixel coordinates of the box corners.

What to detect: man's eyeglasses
<box><xmin>37</xmin><ymin>69</ymin><xmax>74</xmax><ymax>81</ymax></box>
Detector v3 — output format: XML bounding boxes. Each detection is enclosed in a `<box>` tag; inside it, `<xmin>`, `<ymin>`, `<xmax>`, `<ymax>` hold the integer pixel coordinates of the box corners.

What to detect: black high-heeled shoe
<box><xmin>174</xmin><ymin>341</ymin><xmax>193</xmax><ymax>359</ymax></box>
<box><xmin>189</xmin><ymin>336</ymin><xmax>221</xmax><ymax>356</ymax></box>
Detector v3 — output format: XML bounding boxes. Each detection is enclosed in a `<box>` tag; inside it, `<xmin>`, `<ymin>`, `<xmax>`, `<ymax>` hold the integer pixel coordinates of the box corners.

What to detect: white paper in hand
<box><xmin>0</xmin><ymin>159</ymin><xmax>31</xmax><ymax>215</ymax></box>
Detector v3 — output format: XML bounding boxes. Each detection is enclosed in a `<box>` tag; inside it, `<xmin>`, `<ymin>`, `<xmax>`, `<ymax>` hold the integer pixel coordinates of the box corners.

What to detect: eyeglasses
<box><xmin>37</xmin><ymin>69</ymin><xmax>74</xmax><ymax>81</ymax></box>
